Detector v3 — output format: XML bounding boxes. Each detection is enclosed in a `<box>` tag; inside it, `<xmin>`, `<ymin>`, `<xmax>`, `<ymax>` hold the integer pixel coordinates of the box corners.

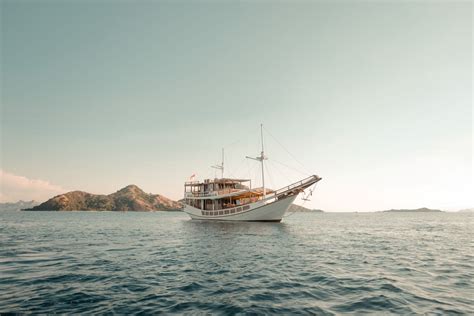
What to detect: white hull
<box><xmin>182</xmin><ymin>125</ymin><xmax>322</xmax><ymax>222</ymax></box>
<box><xmin>184</xmin><ymin>194</ymin><xmax>297</xmax><ymax>222</ymax></box>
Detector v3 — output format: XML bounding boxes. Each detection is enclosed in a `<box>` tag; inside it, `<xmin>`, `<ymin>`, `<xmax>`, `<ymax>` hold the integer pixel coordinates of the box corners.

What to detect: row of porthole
<box><xmin>201</xmin><ymin>205</ymin><xmax>251</xmax><ymax>216</ymax></box>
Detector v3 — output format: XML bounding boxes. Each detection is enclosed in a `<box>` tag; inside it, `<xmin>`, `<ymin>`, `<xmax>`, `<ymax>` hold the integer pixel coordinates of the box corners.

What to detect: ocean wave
<box><xmin>0</xmin><ymin>212</ymin><xmax>472</xmax><ymax>314</ymax></box>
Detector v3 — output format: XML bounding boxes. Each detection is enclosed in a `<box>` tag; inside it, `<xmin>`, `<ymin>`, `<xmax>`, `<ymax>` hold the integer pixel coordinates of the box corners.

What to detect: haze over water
<box><xmin>1</xmin><ymin>211</ymin><xmax>472</xmax><ymax>314</ymax></box>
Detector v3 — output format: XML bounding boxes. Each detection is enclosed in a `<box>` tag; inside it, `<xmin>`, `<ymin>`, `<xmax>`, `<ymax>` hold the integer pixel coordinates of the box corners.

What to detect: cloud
<box><xmin>0</xmin><ymin>169</ymin><xmax>66</xmax><ymax>203</ymax></box>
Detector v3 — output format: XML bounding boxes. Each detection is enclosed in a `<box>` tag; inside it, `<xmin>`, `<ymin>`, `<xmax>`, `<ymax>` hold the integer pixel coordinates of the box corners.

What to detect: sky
<box><xmin>0</xmin><ymin>0</ymin><xmax>472</xmax><ymax>211</ymax></box>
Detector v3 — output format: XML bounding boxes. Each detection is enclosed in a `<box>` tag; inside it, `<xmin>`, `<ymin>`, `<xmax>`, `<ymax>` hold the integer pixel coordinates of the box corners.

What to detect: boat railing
<box><xmin>270</xmin><ymin>175</ymin><xmax>321</xmax><ymax>199</ymax></box>
<box><xmin>185</xmin><ymin>188</ymin><xmax>242</xmax><ymax>198</ymax></box>
<box><xmin>185</xmin><ymin>191</ymin><xmax>216</xmax><ymax>197</ymax></box>
<box><xmin>185</xmin><ymin>175</ymin><xmax>320</xmax><ymax>199</ymax></box>
<box><xmin>185</xmin><ymin>181</ymin><xmax>200</xmax><ymax>185</ymax></box>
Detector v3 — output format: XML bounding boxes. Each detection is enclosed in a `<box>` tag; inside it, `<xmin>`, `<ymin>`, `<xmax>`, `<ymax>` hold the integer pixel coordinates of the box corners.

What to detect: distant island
<box><xmin>382</xmin><ymin>207</ymin><xmax>443</xmax><ymax>213</ymax></box>
<box><xmin>288</xmin><ymin>204</ymin><xmax>324</xmax><ymax>212</ymax></box>
<box><xmin>8</xmin><ymin>190</ymin><xmax>467</xmax><ymax>214</ymax></box>
<box><xmin>0</xmin><ymin>200</ymin><xmax>38</xmax><ymax>211</ymax></box>
<box><xmin>24</xmin><ymin>185</ymin><xmax>182</xmax><ymax>212</ymax></box>
<box><xmin>19</xmin><ymin>185</ymin><xmax>325</xmax><ymax>213</ymax></box>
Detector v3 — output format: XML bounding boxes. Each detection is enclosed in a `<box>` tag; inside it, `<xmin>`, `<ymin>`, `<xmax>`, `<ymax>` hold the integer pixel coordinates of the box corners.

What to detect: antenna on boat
<box><xmin>246</xmin><ymin>124</ymin><xmax>267</xmax><ymax>199</ymax></box>
<box><xmin>211</xmin><ymin>148</ymin><xmax>224</xmax><ymax>178</ymax></box>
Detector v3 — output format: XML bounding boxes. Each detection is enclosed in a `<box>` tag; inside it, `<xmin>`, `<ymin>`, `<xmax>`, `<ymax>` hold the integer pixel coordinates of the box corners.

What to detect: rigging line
<box><xmin>221</xmin><ymin>126</ymin><xmax>262</xmax><ymax>178</ymax></box>
<box><xmin>203</xmin><ymin>168</ymin><xmax>214</xmax><ymax>181</ymax></box>
<box><xmin>285</xmin><ymin>181</ymin><xmax>320</xmax><ymax>218</ymax></box>
<box><xmin>267</xmin><ymin>160</ymin><xmax>292</xmax><ymax>184</ymax></box>
<box><xmin>284</xmin><ymin>190</ymin><xmax>313</xmax><ymax>218</ymax></box>
<box><xmin>269</xmin><ymin>158</ymin><xmax>309</xmax><ymax>176</ymax></box>
<box><xmin>245</xmin><ymin>160</ymin><xmax>258</xmax><ymax>186</ymax></box>
<box><xmin>262</xmin><ymin>126</ymin><xmax>311</xmax><ymax>174</ymax></box>
<box><xmin>222</xmin><ymin>126</ymin><xmax>260</xmax><ymax>151</ymax></box>
<box><xmin>245</xmin><ymin>159</ymin><xmax>252</xmax><ymax>180</ymax></box>
<box><xmin>264</xmin><ymin>162</ymin><xmax>275</xmax><ymax>190</ymax></box>
<box><xmin>284</xmin><ymin>197</ymin><xmax>308</xmax><ymax>218</ymax></box>
<box><xmin>227</xmin><ymin>157</ymin><xmax>249</xmax><ymax>180</ymax></box>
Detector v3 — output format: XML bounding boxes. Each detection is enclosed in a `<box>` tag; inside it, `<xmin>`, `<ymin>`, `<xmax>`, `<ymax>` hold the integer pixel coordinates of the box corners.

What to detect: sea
<box><xmin>0</xmin><ymin>211</ymin><xmax>472</xmax><ymax>314</ymax></box>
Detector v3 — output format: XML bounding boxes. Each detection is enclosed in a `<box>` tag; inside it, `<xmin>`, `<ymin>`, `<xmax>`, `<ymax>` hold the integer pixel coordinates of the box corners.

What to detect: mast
<box><xmin>246</xmin><ymin>123</ymin><xmax>267</xmax><ymax>200</ymax></box>
<box><xmin>211</xmin><ymin>148</ymin><xmax>224</xmax><ymax>178</ymax></box>
<box><xmin>260</xmin><ymin>124</ymin><xmax>266</xmax><ymax>199</ymax></box>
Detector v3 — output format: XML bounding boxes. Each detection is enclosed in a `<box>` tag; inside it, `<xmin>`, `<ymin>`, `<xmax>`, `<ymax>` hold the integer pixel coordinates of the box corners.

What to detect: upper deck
<box><xmin>184</xmin><ymin>178</ymin><xmax>251</xmax><ymax>199</ymax></box>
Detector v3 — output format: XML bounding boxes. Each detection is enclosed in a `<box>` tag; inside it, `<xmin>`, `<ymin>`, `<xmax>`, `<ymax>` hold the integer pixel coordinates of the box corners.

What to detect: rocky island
<box><xmin>25</xmin><ymin>185</ymin><xmax>182</xmax><ymax>212</ymax></box>
<box><xmin>288</xmin><ymin>204</ymin><xmax>324</xmax><ymax>212</ymax></box>
<box><xmin>382</xmin><ymin>207</ymin><xmax>443</xmax><ymax>213</ymax></box>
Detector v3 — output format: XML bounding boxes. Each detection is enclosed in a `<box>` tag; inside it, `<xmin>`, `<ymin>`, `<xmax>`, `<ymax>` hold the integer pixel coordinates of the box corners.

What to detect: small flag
<box><xmin>189</xmin><ymin>174</ymin><xmax>196</xmax><ymax>181</ymax></box>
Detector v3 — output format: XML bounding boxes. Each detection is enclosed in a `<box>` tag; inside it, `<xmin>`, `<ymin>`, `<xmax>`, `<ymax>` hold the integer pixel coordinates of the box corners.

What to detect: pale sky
<box><xmin>1</xmin><ymin>1</ymin><xmax>472</xmax><ymax>211</ymax></box>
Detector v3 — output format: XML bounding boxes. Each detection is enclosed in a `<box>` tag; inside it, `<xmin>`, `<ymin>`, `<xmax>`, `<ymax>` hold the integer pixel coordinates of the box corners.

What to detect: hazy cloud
<box><xmin>0</xmin><ymin>170</ymin><xmax>66</xmax><ymax>203</ymax></box>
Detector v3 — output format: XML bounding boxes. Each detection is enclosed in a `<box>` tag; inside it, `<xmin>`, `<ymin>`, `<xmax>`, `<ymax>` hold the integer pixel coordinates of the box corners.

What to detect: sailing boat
<box><xmin>182</xmin><ymin>124</ymin><xmax>322</xmax><ymax>222</ymax></box>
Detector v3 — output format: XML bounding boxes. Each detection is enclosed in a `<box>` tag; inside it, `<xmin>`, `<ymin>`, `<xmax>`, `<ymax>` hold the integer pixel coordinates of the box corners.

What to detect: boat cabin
<box><xmin>184</xmin><ymin>178</ymin><xmax>272</xmax><ymax>211</ymax></box>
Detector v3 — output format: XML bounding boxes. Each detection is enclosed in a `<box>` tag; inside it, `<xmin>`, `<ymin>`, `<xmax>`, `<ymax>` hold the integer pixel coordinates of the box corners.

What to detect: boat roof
<box><xmin>211</xmin><ymin>178</ymin><xmax>250</xmax><ymax>183</ymax></box>
<box><xmin>185</xmin><ymin>178</ymin><xmax>250</xmax><ymax>185</ymax></box>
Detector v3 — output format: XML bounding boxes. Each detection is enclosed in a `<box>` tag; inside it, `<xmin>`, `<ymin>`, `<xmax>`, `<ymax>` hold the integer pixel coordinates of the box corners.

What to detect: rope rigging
<box><xmin>283</xmin><ymin>181</ymin><xmax>319</xmax><ymax>218</ymax></box>
<box><xmin>205</xmin><ymin>124</ymin><xmax>316</xmax><ymax>205</ymax></box>
<box><xmin>262</xmin><ymin>125</ymin><xmax>312</xmax><ymax>175</ymax></box>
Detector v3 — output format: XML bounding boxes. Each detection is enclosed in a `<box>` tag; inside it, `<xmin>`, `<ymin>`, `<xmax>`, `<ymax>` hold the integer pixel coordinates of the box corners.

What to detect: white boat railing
<box><xmin>272</xmin><ymin>175</ymin><xmax>321</xmax><ymax>198</ymax></box>
<box><xmin>185</xmin><ymin>188</ymin><xmax>247</xmax><ymax>198</ymax></box>
<box><xmin>185</xmin><ymin>175</ymin><xmax>321</xmax><ymax>200</ymax></box>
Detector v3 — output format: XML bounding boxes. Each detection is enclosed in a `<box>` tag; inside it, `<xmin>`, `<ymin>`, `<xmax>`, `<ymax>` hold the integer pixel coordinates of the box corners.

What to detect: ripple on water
<box><xmin>0</xmin><ymin>211</ymin><xmax>473</xmax><ymax>314</ymax></box>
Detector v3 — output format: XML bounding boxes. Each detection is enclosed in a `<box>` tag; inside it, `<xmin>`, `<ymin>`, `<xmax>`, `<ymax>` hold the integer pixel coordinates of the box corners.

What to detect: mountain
<box><xmin>458</xmin><ymin>208</ymin><xmax>474</xmax><ymax>213</ymax></box>
<box><xmin>382</xmin><ymin>207</ymin><xmax>443</xmax><ymax>213</ymax></box>
<box><xmin>288</xmin><ymin>204</ymin><xmax>324</xmax><ymax>212</ymax></box>
<box><xmin>25</xmin><ymin>185</ymin><xmax>182</xmax><ymax>212</ymax></box>
<box><xmin>0</xmin><ymin>200</ymin><xmax>38</xmax><ymax>211</ymax></box>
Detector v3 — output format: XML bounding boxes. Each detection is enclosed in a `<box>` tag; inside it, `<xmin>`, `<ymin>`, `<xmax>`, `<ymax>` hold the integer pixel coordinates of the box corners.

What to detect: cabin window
<box><xmin>230</xmin><ymin>209</ymin><xmax>235</xmax><ymax>214</ymax></box>
<box><xmin>218</xmin><ymin>211</ymin><xmax>223</xmax><ymax>215</ymax></box>
<box><xmin>237</xmin><ymin>207</ymin><xmax>242</xmax><ymax>212</ymax></box>
<box><xmin>243</xmin><ymin>205</ymin><xmax>250</xmax><ymax>211</ymax></box>
<box><xmin>224</xmin><ymin>210</ymin><xmax>229</xmax><ymax>215</ymax></box>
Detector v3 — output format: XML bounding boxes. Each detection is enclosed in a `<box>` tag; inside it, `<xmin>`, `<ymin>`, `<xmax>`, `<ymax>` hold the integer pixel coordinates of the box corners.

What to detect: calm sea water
<box><xmin>0</xmin><ymin>211</ymin><xmax>472</xmax><ymax>314</ymax></box>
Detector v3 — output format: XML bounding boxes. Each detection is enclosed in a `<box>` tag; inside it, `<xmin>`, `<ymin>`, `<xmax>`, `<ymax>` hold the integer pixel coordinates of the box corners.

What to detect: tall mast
<box><xmin>211</xmin><ymin>148</ymin><xmax>224</xmax><ymax>178</ymax></box>
<box><xmin>246</xmin><ymin>124</ymin><xmax>267</xmax><ymax>200</ymax></box>
<box><xmin>260</xmin><ymin>124</ymin><xmax>266</xmax><ymax>199</ymax></box>
<box><xmin>221</xmin><ymin>148</ymin><xmax>224</xmax><ymax>178</ymax></box>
